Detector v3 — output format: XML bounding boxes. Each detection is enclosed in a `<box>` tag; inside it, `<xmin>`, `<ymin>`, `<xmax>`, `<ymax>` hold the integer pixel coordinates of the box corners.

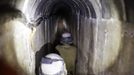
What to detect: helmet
<box><xmin>60</xmin><ymin>32</ymin><xmax>73</xmax><ymax>45</ymax></box>
<box><xmin>40</xmin><ymin>53</ymin><xmax>67</xmax><ymax>75</ymax></box>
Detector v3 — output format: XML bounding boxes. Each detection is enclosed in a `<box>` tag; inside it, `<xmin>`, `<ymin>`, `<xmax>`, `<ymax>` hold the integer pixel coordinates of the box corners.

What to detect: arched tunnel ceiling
<box><xmin>0</xmin><ymin>0</ymin><xmax>126</xmax><ymax>21</ymax></box>
<box><xmin>34</xmin><ymin>0</ymin><xmax>96</xmax><ymax>18</ymax></box>
<box><xmin>23</xmin><ymin>0</ymin><xmax>122</xmax><ymax>23</ymax></box>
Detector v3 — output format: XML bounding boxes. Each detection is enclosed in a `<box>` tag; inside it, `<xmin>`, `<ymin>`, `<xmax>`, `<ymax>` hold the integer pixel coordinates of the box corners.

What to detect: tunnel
<box><xmin>0</xmin><ymin>0</ymin><xmax>134</xmax><ymax>75</ymax></box>
<box><xmin>32</xmin><ymin>0</ymin><xmax>97</xmax><ymax>75</ymax></box>
<box><xmin>25</xmin><ymin>0</ymin><xmax>122</xmax><ymax>74</ymax></box>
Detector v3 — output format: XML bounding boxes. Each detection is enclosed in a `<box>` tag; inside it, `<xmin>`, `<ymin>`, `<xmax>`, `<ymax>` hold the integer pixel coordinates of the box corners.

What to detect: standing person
<box><xmin>53</xmin><ymin>17</ymin><xmax>76</xmax><ymax>75</ymax></box>
<box><xmin>56</xmin><ymin>32</ymin><xmax>76</xmax><ymax>75</ymax></box>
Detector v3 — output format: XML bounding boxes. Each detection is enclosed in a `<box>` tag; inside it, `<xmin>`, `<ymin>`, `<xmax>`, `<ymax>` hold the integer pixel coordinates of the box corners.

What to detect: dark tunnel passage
<box><xmin>124</xmin><ymin>0</ymin><xmax>134</xmax><ymax>23</ymax></box>
<box><xmin>33</xmin><ymin>0</ymin><xmax>96</xmax><ymax>44</ymax></box>
<box><xmin>1</xmin><ymin>0</ymin><xmax>133</xmax><ymax>75</ymax></box>
<box><xmin>34</xmin><ymin>0</ymin><xmax>97</xmax><ymax>75</ymax></box>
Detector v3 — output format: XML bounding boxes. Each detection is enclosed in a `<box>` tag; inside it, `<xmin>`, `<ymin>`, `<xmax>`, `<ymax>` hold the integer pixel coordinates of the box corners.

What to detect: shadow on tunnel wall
<box><xmin>0</xmin><ymin>3</ymin><xmax>28</xmax><ymax>75</ymax></box>
<box><xmin>35</xmin><ymin>43</ymin><xmax>60</xmax><ymax>75</ymax></box>
<box><xmin>0</xmin><ymin>59</ymin><xmax>17</xmax><ymax>75</ymax></box>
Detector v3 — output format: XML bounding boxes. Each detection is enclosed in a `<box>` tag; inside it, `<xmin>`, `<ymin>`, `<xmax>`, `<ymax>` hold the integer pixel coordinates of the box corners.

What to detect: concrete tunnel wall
<box><xmin>0</xmin><ymin>5</ymin><xmax>35</xmax><ymax>75</ymax></box>
<box><xmin>1</xmin><ymin>0</ymin><xmax>134</xmax><ymax>75</ymax></box>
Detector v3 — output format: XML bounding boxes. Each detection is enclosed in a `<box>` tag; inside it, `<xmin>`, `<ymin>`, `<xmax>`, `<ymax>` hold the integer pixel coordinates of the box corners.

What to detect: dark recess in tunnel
<box><xmin>124</xmin><ymin>0</ymin><xmax>134</xmax><ymax>23</ymax></box>
<box><xmin>49</xmin><ymin>2</ymin><xmax>74</xmax><ymax>46</ymax></box>
<box><xmin>49</xmin><ymin>2</ymin><xmax>72</xmax><ymax>18</ymax></box>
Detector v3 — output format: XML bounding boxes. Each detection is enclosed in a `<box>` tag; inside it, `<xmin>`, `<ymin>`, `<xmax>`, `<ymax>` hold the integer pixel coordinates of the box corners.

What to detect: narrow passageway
<box><xmin>32</xmin><ymin>0</ymin><xmax>95</xmax><ymax>74</ymax></box>
<box><xmin>1</xmin><ymin>0</ymin><xmax>134</xmax><ymax>75</ymax></box>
